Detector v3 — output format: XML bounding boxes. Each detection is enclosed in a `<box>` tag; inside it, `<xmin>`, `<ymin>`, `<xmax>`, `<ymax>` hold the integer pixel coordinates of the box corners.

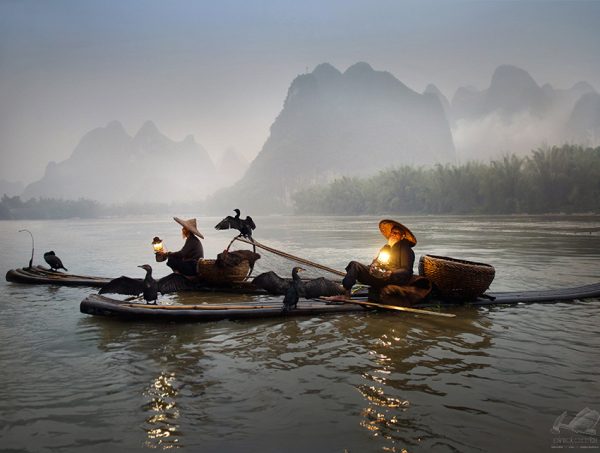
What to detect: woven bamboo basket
<box><xmin>196</xmin><ymin>259</ymin><xmax>250</xmax><ymax>284</ymax></box>
<box><xmin>418</xmin><ymin>254</ymin><xmax>495</xmax><ymax>301</ymax></box>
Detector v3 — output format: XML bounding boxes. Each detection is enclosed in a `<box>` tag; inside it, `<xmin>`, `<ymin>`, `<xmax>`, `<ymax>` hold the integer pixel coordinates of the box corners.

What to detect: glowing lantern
<box><xmin>152</xmin><ymin>237</ymin><xmax>168</xmax><ymax>261</ymax></box>
<box><xmin>370</xmin><ymin>246</ymin><xmax>391</xmax><ymax>278</ymax></box>
<box><xmin>377</xmin><ymin>249</ymin><xmax>391</xmax><ymax>265</ymax></box>
<box><xmin>152</xmin><ymin>236</ymin><xmax>165</xmax><ymax>253</ymax></box>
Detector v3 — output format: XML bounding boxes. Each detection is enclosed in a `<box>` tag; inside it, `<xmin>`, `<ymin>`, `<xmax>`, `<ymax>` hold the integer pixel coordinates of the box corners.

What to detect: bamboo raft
<box><xmin>6</xmin><ymin>266</ymin><xmax>112</xmax><ymax>287</ymax></box>
<box><xmin>5</xmin><ymin>265</ymin><xmax>263</xmax><ymax>293</ymax></box>
<box><xmin>80</xmin><ymin>282</ymin><xmax>600</xmax><ymax>322</ymax></box>
<box><xmin>7</xmin><ymin>265</ymin><xmax>600</xmax><ymax>321</ymax></box>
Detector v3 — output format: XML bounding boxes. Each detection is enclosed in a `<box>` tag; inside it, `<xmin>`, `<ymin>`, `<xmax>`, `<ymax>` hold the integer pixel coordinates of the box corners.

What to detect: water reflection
<box><xmin>83</xmin><ymin>318</ymin><xmax>218</xmax><ymax>449</ymax></box>
<box><xmin>353</xmin><ymin>312</ymin><xmax>493</xmax><ymax>452</ymax></box>
<box><xmin>143</xmin><ymin>372</ymin><xmax>181</xmax><ymax>449</ymax></box>
<box><xmin>2</xmin><ymin>215</ymin><xmax>599</xmax><ymax>452</ymax></box>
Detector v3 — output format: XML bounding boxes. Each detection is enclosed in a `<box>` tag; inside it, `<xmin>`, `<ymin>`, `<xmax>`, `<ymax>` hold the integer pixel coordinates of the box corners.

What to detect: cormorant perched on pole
<box><xmin>214</xmin><ymin>208</ymin><xmax>256</xmax><ymax>239</ymax></box>
<box><xmin>99</xmin><ymin>264</ymin><xmax>194</xmax><ymax>304</ymax></box>
<box><xmin>44</xmin><ymin>251</ymin><xmax>68</xmax><ymax>272</ymax></box>
<box><xmin>283</xmin><ymin>267</ymin><xmax>305</xmax><ymax>312</ymax></box>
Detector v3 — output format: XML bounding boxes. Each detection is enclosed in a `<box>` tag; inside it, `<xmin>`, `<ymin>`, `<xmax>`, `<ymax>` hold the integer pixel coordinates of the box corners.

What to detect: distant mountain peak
<box><xmin>483</xmin><ymin>64</ymin><xmax>547</xmax><ymax>116</ymax></box>
<box><xmin>105</xmin><ymin>120</ymin><xmax>126</xmax><ymax>133</ymax></box>
<box><xmin>344</xmin><ymin>61</ymin><xmax>375</xmax><ymax>77</ymax></box>
<box><xmin>424</xmin><ymin>84</ymin><xmax>451</xmax><ymax>118</ymax></box>
<box><xmin>22</xmin><ymin>121</ymin><xmax>218</xmax><ymax>203</ymax></box>
<box><xmin>490</xmin><ymin>65</ymin><xmax>539</xmax><ymax>91</ymax></box>
<box><xmin>312</xmin><ymin>63</ymin><xmax>341</xmax><ymax>78</ymax></box>
<box><xmin>134</xmin><ymin>120</ymin><xmax>162</xmax><ymax>139</ymax></box>
<box><xmin>216</xmin><ymin>61</ymin><xmax>456</xmax><ymax>213</ymax></box>
<box><xmin>343</xmin><ymin>61</ymin><xmax>414</xmax><ymax>96</ymax></box>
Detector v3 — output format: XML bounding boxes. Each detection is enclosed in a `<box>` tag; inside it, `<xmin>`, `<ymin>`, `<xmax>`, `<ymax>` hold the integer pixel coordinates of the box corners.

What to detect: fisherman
<box><xmin>157</xmin><ymin>217</ymin><xmax>204</xmax><ymax>276</ymax></box>
<box><xmin>341</xmin><ymin>219</ymin><xmax>416</xmax><ymax>295</ymax></box>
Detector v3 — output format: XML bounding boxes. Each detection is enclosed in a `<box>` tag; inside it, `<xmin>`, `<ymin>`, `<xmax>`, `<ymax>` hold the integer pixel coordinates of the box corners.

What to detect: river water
<box><xmin>0</xmin><ymin>215</ymin><xmax>599</xmax><ymax>452</ymax></box>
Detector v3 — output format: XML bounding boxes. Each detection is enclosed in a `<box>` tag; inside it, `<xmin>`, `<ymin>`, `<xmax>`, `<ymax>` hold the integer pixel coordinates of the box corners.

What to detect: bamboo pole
<box><xmin>321</xmin><ymin>297</ymin><xmax>455</xmax><ymax>318</ymax></box>
<box><xmin>235</xmin><ymin>237</ymin><xmax>345</xmax><ymax>277</ymax></box>
<box><xmin>234</xmin><ymin>238</ymin><xmax>452</xmax><ymax>318</ymax></box>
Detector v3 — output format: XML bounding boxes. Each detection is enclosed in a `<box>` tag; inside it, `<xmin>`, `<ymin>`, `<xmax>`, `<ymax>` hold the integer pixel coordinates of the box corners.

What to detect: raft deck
<box><xmin>5</xmin><ymin>266</ymin><xmax>264</xmax><ymax>293</ymax></box>
<box><xmin>81</xmin><ymin>294</ymin><xmax>367</xmax><ymax>321</ymax></box>
<box><xmin>6</xmin><ymin>266</ymin><xmax>111</xmax><ymax>287</ymax></box>
<box><xmin>80</xmin><ymin>281</ymin><xmax>600</xmax><ymax>322</ymax></box>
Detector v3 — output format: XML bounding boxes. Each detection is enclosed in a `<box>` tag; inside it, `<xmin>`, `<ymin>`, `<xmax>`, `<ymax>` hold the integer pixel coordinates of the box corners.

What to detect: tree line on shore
<box><xmin>0</xmin><ymin>196</ymin><xmax>100</xmax><ymax>220</ymax></box>
<box><xmin>0</xmin><ymin>196</ymin><xmax>199</xmax><ymax>220</ymax></box>
<box><xmin>293</xmin><ymin>145</ymin><xmax>600</xmax><ymax>215</ymax></box>
<box><xmin>2</xmin><ymin>145</ymin><xmax>598</xmax><ymax>219</ymax></box>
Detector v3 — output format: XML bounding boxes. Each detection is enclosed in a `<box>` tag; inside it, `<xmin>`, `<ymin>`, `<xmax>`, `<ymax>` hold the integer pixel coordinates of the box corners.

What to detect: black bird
<box><xmin>99</xmin><ymin>264</ymin><xmax>195</xmax><ymax>304</ymax></box>
<box><xmin>283</xmin><ymin>267</ymin><xmax>305</xmax><ymax>311</ymax></box>
<box><xmin>214</xmin><ymin>208</ymin><xmax>256</xmax><ymax>239</ymax></box>
<box><xmin>44</xmin><ymin>251</ymin><xmax>68</xmax><ymax>272</ymax></box>
<box><xmin>253</xmin><ymin>270</ymin><xmax>345</xmax><ymax>298</ymax></box>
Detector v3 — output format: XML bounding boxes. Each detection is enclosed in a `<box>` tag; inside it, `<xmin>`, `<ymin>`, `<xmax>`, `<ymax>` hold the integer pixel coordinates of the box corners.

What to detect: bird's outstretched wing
<box><xmin>214</xmin><ymin>216</ymin><xmax>242</xmax><ymax>231</ymax></box>
<box><xmin>302</xmin><ymin>278</ymin><xmax>345</xmax><ymax>298</ymax></box>
<box><xmin>158</xmin><ymin>273</ymin><xmax>198</xmax><ymax>293</ymax></box>
<box><xmin>99</xmin><ymin>276</ymin><xmax>144</xmax><ymax>296</ymax></box>
<box><xmin>245</xmin><ymin>216</ymin><xmax>256</xmax><ymax>231</ymax></box>
<box><xmin>252</xmin><ymin>271</ymin><xmax>290</xmax><ymax>295</ymax></box>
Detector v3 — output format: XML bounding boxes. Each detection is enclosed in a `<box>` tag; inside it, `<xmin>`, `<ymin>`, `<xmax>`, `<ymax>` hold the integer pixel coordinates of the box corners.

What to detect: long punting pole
<box><xmin>235</xmin><ymin>237</ymin><xmax>346</xmax><ymax>277</ymax></box>
<box><xmin>340</xmin><ymin>299</ymin><xmax>456</xmax><ymax>318</ymax></box>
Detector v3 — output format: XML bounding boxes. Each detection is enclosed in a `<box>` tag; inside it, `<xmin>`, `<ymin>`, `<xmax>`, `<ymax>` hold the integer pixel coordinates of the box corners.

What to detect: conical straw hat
<box><xmin>174</xmin><ymin>217</ymin><xmax>204</xmax><ymax>239</ymax></box>
<box><xmin>378</xmin><ymin>219</ymin><xmax>416</xmax><ymax>246</ymax></box>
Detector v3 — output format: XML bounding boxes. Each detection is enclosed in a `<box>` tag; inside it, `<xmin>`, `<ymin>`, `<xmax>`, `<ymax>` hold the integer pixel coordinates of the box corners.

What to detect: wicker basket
<box><xmin>196</xmin><ymin>259</ymin><xmax>250</xmax><ymax>284</ymax></box>
<box><xmin>418</xmin><ymin>254</ymin><xmax>495</xmax><ymax>301</ymax></box>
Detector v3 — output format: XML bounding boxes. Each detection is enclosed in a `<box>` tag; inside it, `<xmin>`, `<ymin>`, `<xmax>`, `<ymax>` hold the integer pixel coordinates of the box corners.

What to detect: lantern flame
<box><xmin>378</xmin><ymin>250</ymin><xmax>390</xmax><ymax>265</ymax></box>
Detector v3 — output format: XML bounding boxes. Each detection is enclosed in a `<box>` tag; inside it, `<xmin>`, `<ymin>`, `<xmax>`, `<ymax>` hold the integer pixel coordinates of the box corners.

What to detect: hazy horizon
<box><xmin>1</xmin><ymin>0</ymin><xmax>600</xmax><ymax>186</ymax></box>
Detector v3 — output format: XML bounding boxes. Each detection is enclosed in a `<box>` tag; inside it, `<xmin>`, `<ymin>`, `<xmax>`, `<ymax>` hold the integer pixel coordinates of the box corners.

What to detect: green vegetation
<box><xmin>0</xmin><ymin>196</ymin><xmax>202</xmax><ymax>220</ymax></box>
<box><xmin>293</xmin><ymin>145</ymin><xmax>600</xmax><ymax>215</ymax></box>
<box><xmin>2</xmin><ymin>145</ymin><xmax>599</xmax><ymax>219</ymax></box>
<box><xmin>0</xmin><ymin>195</ymin><xmax>101</xmax><ymax>220</ymax></box>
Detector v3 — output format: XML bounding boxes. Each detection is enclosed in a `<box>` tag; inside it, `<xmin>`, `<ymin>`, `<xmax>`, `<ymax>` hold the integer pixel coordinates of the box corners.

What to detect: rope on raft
<box><xmin>234</xmin><ymin>237</ymin><xmax>346</xmax><ymax>277</ymax></box>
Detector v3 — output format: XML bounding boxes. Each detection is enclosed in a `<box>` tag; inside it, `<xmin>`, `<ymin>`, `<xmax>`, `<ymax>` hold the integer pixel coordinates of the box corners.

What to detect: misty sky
<box><xmin>1</xmin><ymin>0</ymin><xmax>599</xmax><ymax>184</ymax></box>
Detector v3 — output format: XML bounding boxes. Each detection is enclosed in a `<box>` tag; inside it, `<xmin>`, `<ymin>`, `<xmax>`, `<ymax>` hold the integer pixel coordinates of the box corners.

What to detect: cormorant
<box><xmin>99</xmin><ymin>264</ymin><xmax>195</xmax><ymax>304</ymax></box>
<box><xmin>253</xmin><ymin>269</ymin><xmax>345</xmax><ymax>298</ymax></box>
<box><xmin>214</xmin><ymin>208</ymin><xmax>256</xmax><ymax>239</ymax></box>
<box><xmin>44</xmin><ymin>251</ymin><xmax>68</xmax><ymax>272</ymax></box>
<box><xmin>282</xmin><ymin>267</ymin><xmax>305</xmax><ymax>311</ymax></box>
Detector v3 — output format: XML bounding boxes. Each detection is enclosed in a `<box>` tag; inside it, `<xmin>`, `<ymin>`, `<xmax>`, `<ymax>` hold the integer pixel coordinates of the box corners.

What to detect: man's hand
<box><xmin>155</xmin><ymin>251</ymin><xmax>169</xmax><ymax>262</ymax></box>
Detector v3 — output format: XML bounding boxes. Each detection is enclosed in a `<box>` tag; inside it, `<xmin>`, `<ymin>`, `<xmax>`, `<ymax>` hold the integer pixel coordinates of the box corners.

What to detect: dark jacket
<box><xmin>169</xmin><ymin>235</ymin><xmax>204</xmax><ymax>261</ymax></box>
<box><xmin>380</xmin><ymin>239</ymin><xmax>414</xmax><ymax>283</ymax></box>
